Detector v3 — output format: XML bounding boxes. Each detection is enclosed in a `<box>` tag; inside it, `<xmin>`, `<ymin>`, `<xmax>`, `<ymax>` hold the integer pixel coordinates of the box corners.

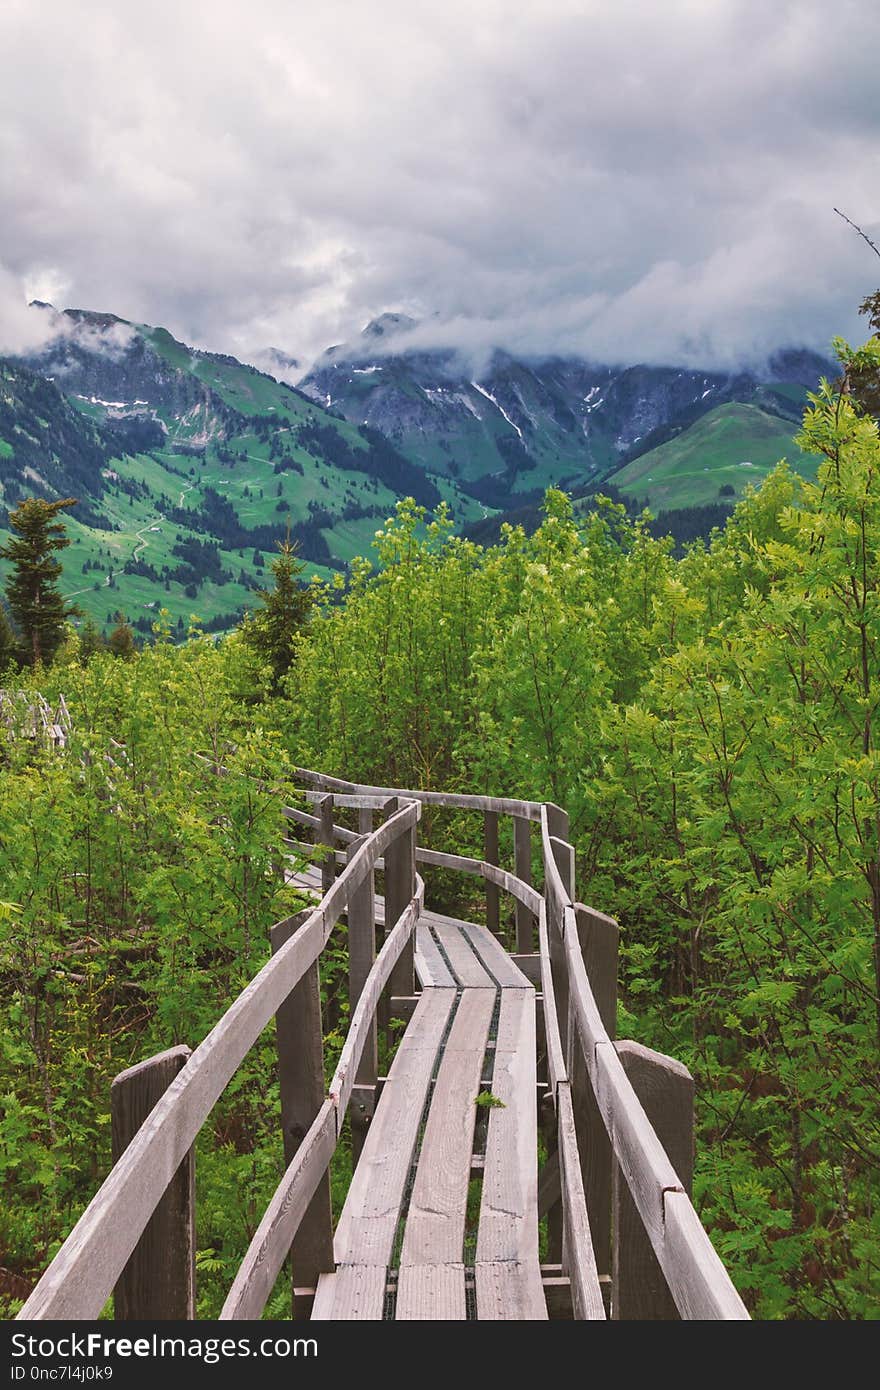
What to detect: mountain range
<box><xmin>0</xmin><ymin>301</ymin><xmax>832</xmax><ymax>637</ymax></box>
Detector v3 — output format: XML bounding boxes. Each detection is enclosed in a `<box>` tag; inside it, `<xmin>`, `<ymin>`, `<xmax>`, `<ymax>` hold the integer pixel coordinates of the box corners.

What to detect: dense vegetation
<box><xmin>2</xmin><ymin>333</ymin><xmax>880</xmax><ymax>1318</ymax></box>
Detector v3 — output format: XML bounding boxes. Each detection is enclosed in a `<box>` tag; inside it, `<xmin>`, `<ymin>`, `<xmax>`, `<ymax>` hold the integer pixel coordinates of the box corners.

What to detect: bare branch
<box><xmin>834</xmin><ymin>207</ymin><xmax>880</xmax><ymax>261</ymax></box>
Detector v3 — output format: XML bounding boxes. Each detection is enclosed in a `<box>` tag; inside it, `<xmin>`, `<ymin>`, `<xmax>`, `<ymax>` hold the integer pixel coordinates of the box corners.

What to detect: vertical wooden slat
<box><xmin>612</xmin><ymin>1041</ymin><xmax>694</xmax><ymax>1320</ymax></box>
<box><xmin>385</xmin><ymin>797</ymin><xmax>415</xmax><ymax>1003</ymax></box>
<box><xmin>111</xmin><ymin>1046</ymin><xmax>195</xmax><ymax>1320</ymax></box>
<box><xmin>271</xmin><ymin>911</ymin><xmax>334</xmax><ymax>1318</ymax></box>
<box><xmin>570</xmin><ymin>903</ymin><xmax>618</xmax><ymax>1282</ymax></box>
<box><xmin>318</xmin><ymin>793</ymin><xmax>336</xmax><ymax>895</ymax></box>
<box><xmin>347</xmin><ymin>836</ymin><xmax>377</xmax><ymax>1163</ymax></box>
<box><xmin>514</xmin><ymin>814</ymin><xmax>534</xmax><ymax>953</ymax></box>
<box><xmin>484</xmin><ymin>810</ymin><xmax>500</xmax><ymax>936</ymax></box>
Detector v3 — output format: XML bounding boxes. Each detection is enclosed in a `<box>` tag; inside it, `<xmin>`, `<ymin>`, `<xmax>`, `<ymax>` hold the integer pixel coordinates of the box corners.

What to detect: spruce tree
<box><xmin>0</xmin><ymin>497</ymin><xmax>77</xmax><ymax>667</ymax></box>
<box><xmin>241</xmin><ymin>535</ymin><xmax>311</xmax><ymax>688</ymax></box>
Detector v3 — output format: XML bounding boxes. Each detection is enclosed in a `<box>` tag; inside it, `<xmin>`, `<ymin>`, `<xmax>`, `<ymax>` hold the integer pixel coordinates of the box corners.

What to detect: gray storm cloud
<box><xmin>0</xmin><ymin>0</ymin><xmax>877</xmax><ymax>372</ymax></box>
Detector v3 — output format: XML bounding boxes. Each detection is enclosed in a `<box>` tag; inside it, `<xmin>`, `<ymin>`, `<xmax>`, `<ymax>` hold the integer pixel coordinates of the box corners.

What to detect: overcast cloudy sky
<box><xmin>1</xmin><ymin>0</ymin><xmax>878</xmax><ymax>372</ymax></box>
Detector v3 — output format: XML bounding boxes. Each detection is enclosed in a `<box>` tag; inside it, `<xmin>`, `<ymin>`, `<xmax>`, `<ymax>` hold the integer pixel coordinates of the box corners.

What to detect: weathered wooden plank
<box><xmin>293</xmin><ymin>766</ymin><xmax>543</xmax><ymax>820</ymax></box>
<box><xmin>329</xmin><ymin>888</ymin><xmax>423</xmax><ymax>1122</ymax></box>
<box><xmin>347</xmin><ymin>838</ymin><xmax>377</xmax><ymax>1094</ymax></box>
<box><xmin>311</xmin><ymin>1264</ymin><xmax>387</xmax><ymax>1321</ymax></box>
<box><xmin>401</xmin><ymin>991</ymin><xmax>494</xmax><ymax>1266</ymax></box>
<box><xmin>594</xmin><ymin>1041</ymin><xmax>683</xmax><ymax>1260</ymax></box>
<box><xmin>111</xmin><ymin>1047</ymin><xmax>194</xmax><ymax>1321</ymax></box>
<box><xmin>484</xmin><ymin>810</ymin><xmax>500</xmax><ymax>934</ymax></box>
<box><xmin>271</xmin><ymin>913</ymin><xmax>333</xmax><ymax>1307</ymax></box>
<box><xmin>537</xmin><ymin>902</ymin><xmax>567</xmax><ymax>1096</ymax></box>
<box><xmin>474</xmin><ymin>1262</ymin><xmax>548</xmax><ymax>1321</ymax></box>
<box><xmin>220</xmin><ymin>1102</ymin><xmax>336</xmax><ymax>1320</ymax></box>
<box><xmin>414</xmin><ymin>921</ymin><xmax>456</xmax><ymax>987</ymax></box>
<box><xmin>570</xmin><ymin>903</ymin><xmax>618</xmax><ymax>1282</ymax></box>
<box><xmin>613</xmin><ymin>1041</ymin><xmax>693</xmax><ymax>1320</ymax></box>
<box><xmin>430</xmin><ymin>920</ymin><xmax>496</xmax><ymax>988</ymax></box>
<box><xmin>455</xmin><ymin>919</ymin><xmax>533</xmax><ymax>989</ymax></box>
<box><xmin>417</xmin><ymin>846</ymin><xmax>483</xmax><ymax>875</ymax></box>
<box><xmin>556</xmin><ymin>1082</ymin><xmax>604</xmax><ymax>1321</ymax></box>
<box><xmin>476</xmin><ymin>989</ymin><xmax>539</xmax><ymax>1265</ymax></box>
<box><xmin>662</xmin><ymin>1193</ymin><xmax>750</xmax><ymax>1320</ymax></box>
<box><xmin>333</xmin><ymin>989</ymin><xmax>456</xmax><ymax>1266</ymax></box>
<box><xmin>396</xmin><ymin>1263</ymin><xmax>466</xmax><ymax>1320</ymax></box>
<box><xmin>514</xmin><ymin>814</ymin><xmax>535</xmax><ymax>952</ymax></box>
<box><xmin>480</xmin><ymin>861</ymin><xmax>543</xmax><ymax>917</ymax></box>
<box><xmin>385</xmin><ymin>798</ymin><xmax>415</xmax><ymax>1002</ymax></box>
<box><xmin>510</xmin><ymin>952</ymin><xmax>542</xmax><ymax>986</ymax></box>
<box><xmin>564</xmin><ymin>909</ymin><xmax>608</xmax><ymax>1080</ymax></box>
<box><xmin>318</xmin><ymin>794</ymin><xmax>336</xmax><ymax>895</ymax></box>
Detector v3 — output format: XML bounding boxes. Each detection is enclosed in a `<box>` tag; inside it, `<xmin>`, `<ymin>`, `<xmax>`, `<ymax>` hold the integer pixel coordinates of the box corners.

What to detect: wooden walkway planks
<box><xmin>401</xmin><ymin>990</ymin><xmax>494</xmax><ymax>1267</ymax></box>
<box><xmin>474</xmin><ymin>1261</ymin><xmax>548</xmax><ymax>1321</ymax></box>
<box><xmin>397</xmin><ymin>1263</ymin><xmax>466</xmax><ymax>1321</ymax></box>
<box><xmin>424</xmin><ymin>913</ymin><xmax>496</xmax><ymax>988</ymax></box>
<box><xmin>311</xmin><ymin>1264</ymin><xmax>386</xmax><ymax>1321</ymax></box>
<box><xmin>414</xmin><ymin>921</ymin><xmax>456</xmax><ymax>987</ymax></box>
<box><xmin>329</xmin><ymin>988</ymin><xmax>456</xmax><ymax>1275</ymax></box>
<box><xmin>475</xmin><ymin>988</ymin><xmax>546</xmax><ymax>1316</ymax></box>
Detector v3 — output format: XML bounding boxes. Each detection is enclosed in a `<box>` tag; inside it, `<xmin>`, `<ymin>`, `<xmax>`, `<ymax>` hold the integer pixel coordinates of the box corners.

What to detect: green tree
<box><xmin>0</xmin><ymin>498</ymin><xmax>77</xmax><ymax>667</ymax></box>
<box><xmin>107</xmin><ymin>615</ymin><xmax>136</xmax><ymax>660</ymax></box>
<box><xmin>0</xmin><ymin>599</ymin><xmax>17</xmax><ymax>670</ymax></box>
<box><xmin>77</xmin><ymin>617</ymin><xmax>106</xmax><ymax>665</ymax></box>
<box><xmin>240</xmin><ymin>535</ymin><xmax>311</xmax><ymax>690</ymax></box>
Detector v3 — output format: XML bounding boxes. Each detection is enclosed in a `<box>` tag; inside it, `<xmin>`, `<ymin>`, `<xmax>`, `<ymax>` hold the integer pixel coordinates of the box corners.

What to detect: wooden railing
<box><xmin>18</xmin><ymin>767</ymin><xmax>749</xmax><ymax>1321</ymax></box>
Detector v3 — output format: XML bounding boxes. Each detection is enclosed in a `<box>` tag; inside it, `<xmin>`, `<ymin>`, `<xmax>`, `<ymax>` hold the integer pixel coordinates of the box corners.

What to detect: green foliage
<box><xmin>474</xmin><ymin>1090</ymin><xmax>505</xmax><ymax>1109</ymax></box>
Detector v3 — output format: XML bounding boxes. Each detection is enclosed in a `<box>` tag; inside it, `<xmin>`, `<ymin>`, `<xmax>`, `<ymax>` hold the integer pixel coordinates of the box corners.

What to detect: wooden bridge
<box><xmin>18</xmin><ymin>768</ymin><xmax>749</xmax><ymax>1321</ymax></box>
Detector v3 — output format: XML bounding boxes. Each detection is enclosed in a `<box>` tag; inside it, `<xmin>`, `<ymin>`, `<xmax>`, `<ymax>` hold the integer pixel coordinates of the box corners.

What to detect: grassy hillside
<box><xmin>608</xmin><ymin>402</ymin><xmax>823</xmax><ymax>510</ymax></box>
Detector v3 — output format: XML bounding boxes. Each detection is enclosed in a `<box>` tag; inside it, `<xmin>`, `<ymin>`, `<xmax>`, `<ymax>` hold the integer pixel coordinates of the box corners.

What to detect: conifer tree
<box><xmin>0</xmin><ymin>497</ymin><xmax>77</xmax><ymax>666</ymax></box>
<box><xmin>240</xmin><ymin>534</ymin><xmax>311</xmax><ymax>688</ymax></box>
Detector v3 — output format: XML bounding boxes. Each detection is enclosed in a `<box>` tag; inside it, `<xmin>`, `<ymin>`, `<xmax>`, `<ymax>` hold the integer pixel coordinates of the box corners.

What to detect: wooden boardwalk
<box><xmin>18</xmin><ymin>768</ymin><xmax>750</xmax><ymax>1323</ymax></box>
<box><xmin>312</xmin><ymin>912</ymin><xmax>544</xmax><ymax>1320</ymax></box>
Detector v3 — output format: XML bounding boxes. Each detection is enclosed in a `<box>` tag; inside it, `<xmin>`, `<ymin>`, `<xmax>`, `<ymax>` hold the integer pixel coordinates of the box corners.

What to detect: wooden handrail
<box><xmin>18</xmin><ymin>799</ymin><xmax>420</xmax><ymax>1321</ymax></box>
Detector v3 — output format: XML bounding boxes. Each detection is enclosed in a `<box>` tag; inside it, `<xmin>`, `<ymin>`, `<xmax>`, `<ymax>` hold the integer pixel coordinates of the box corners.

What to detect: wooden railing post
<box><xmin>111</xmin><ymin>1046</ymin><xmax>195</xmax><ymax>1320</ymax></box>
<box><xmin>385</xmin><ymin>797</ymin><xmax>415</xmax><ymax>1006</ymax></box>
<box><xmin>484</xmin><ymin>809</ymin><xmax>500</xmax><ymax>936</ymax></box>
<box><xmin>271</xmin><ymin>909</ymin><xmax>334</xmax><ymax>1320</ymax></box>
<box><xmin>570</xmin><ymin>904</ymin><xmax>618</xmax><ymax>1294</ymax></box>
<box><xmin>513</xmin><ymin>814</ymin><xmax>534</xmax><ymax>952</ymax></box>
<box><xmin>347</xmin><ymin>834</ymin><xmax>377</xmax><ymax>1163</ymax></box>
<box><xmin>543</xmin><ymin>805</ymin><xmax>572</xmax><ymax>1266</ymax></box>
<box><xmin>612</xmin><ymin>1041</ymin><xmax>694</xmax><ymax>1320</ymax></box>
<box><xmin>318</xmin><ymin>793</ymin><xmax>336</xmax><ymax>895</ymax></box>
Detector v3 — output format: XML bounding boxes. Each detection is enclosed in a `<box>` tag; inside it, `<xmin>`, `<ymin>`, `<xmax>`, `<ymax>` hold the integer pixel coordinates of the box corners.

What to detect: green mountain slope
<box><xmin>608</xmin><ymin>402</ymin><xmax>823</xmax><ymax>511</ymax></box>
<box><xmin>1</xmin><ymin>314</ymin><xmax>484</xmax><ymax>638</ymax></box>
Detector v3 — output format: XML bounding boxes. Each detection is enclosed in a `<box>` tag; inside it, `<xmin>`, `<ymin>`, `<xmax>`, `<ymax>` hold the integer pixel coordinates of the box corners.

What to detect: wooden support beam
<box><xmin>318</xmin><ymin>793</ymin><xmax>336</xmax><ymax>896</ymax></box>
<box><xmin>612</xmin><ymin>1041</ymin><xmax>694</xmax><ymax>1320</ymax></box>
<box><xmin>514</xmin><ymin>814</ymin><xmax>534</xmax><ymax>952</ymax></box>
<box><xmin>385</xmin><ymin>797</ymin><xmax>415</xmax><ymax>1004</ymax></box>
<box><xmin>111</xmin><ymin>1046</ymin><xmax>194</xmax><ymax>1320</ymax></box>
<box><xmin>271</xmin><ymin>911</ymin><xmax>334</xmax><ymax>1319</ymax></box>
<box><xmin>570</xmin><ymin>903</ymin><xmax>618</xmax><ymax>1282</ymax></box>
<box><xmin>484</xmin><ymin>809</ymin><xmax>500</xmax><ymax>936</ymax></box>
